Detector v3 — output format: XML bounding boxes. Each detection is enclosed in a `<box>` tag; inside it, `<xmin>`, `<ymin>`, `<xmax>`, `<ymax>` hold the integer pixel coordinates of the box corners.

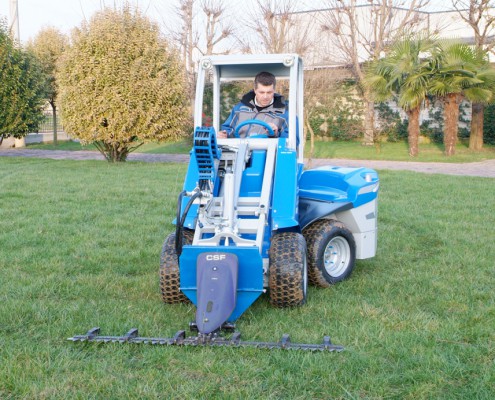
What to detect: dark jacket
<box><xmin>220</xmin><ymin>90</ymin><xmax>289</xmax><ymax>138</ymax></box>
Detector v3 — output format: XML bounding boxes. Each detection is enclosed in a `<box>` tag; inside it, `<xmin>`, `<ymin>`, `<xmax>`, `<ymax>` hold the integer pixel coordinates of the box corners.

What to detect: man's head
<box><xmin>254</xmin><ymin>71</ymin><xmax>276</xmax><ymax>107</ymax></box>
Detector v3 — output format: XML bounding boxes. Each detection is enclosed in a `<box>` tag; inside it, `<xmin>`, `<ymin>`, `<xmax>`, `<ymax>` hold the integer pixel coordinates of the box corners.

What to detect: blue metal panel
<box><xmin>240</xmin><ymin>150</ymin><xmax>266</xmax><ymax>197</ymax></box>
<box><xmin>299</xmin><ymin>166</ymin><xmax>379</xmax><ymax>208</ymax></box>
<box><xmin>183</xmin><ymin>149</ymin><xmax>200</xmax><ymax>192</ymax></box>
<box><xmin>272</xmin><ymin>140</ymin><xmax>299</xmax><ymax>230</ymax></box>
<box><xmin>179</xmin><ymin>246</ymin><xmax>264</xmax><ymax>322</ymax></box>
<box><xmin>298</xmin><ymin>198</ymin><xmax>353</xmax><ymax>230</ymax></box>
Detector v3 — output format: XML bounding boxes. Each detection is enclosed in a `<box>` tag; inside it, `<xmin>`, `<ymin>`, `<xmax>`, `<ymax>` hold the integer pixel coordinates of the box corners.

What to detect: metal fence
<box><xmin>37</xmin><ymin>109</ymin><xmax>64</xmax><ymax>133</ymax></box>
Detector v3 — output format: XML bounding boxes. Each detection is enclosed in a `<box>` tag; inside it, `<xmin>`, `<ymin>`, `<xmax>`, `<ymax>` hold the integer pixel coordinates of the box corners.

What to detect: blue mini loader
<box><xmin>69</xmin><ymin>54</ymin><xmax>379</xmax><ymax>351</ymax></box>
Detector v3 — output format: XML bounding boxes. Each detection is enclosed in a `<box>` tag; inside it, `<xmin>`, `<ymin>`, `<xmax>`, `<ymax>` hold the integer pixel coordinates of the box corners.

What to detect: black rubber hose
<box><xmin>175</xmin><ymin>191</ymin><xmax>202</xmax><ymax>257</ymax></box>
<box><xmin>175</xmin><ymin>190</ymin><xmax>186</xmax><ymax>257</ymax></box>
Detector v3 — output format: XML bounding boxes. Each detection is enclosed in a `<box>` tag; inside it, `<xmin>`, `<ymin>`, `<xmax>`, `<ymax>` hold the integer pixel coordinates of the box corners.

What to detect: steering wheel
<box><xmin>233</xmin><ymin>119</ymin><xmax>275</xmax><ymax>138</ymax></box>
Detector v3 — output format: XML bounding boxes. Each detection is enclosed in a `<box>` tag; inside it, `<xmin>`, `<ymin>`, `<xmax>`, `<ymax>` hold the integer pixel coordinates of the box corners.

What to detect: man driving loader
<box><xmin>217</xmin><ymin>71</ymin><xmax>289</xmax><ymax>138</ymax></box>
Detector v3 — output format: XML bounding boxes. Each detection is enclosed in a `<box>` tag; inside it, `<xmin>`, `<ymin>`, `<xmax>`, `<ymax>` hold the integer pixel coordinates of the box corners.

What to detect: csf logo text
<box><xmin>205</xmin><ymin>254</ymin><xmax>226</xmax><ymax>261</ymax></box>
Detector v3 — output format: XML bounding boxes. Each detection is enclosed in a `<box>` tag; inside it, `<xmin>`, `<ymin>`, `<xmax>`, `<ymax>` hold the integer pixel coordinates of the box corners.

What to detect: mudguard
<box><xmin>195</xmin><ymin>252</ymin><xmax>239</xmax><ymax>334</ymax></box>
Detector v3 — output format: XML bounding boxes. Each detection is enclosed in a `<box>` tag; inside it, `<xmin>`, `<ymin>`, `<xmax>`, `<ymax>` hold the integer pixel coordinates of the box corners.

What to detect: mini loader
<box><xmin>69</xmin><ymin>54</ymin><xmax>379</xmax><ymax>351</ymax></box>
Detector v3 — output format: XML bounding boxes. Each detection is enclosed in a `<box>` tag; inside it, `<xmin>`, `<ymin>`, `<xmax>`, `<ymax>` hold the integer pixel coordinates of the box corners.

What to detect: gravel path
<box><xmin>1</xmin><ymin>148</ymin><xmax>494</xmax><ymax>178</ymax></box>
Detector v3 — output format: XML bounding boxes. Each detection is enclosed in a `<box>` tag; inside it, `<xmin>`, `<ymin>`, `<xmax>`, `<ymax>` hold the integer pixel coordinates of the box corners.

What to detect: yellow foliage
<box><xmin>57</xmin><ymin>6</ymin><xmax>188</xmax><ymax>151</ymax></box>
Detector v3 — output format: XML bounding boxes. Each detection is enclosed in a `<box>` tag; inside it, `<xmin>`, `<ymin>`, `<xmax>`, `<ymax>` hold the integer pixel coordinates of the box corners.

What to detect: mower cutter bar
<box><xmin>68</xmin><ymin>327</ymin><xmax>344</xmax><ymax>352</ymax></box>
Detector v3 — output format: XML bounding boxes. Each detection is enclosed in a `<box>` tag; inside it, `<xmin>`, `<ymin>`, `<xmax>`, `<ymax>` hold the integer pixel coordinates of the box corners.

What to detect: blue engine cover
<box><xmin>299</xmin><ymin>166</ymin><xmax>378</xmax><ymax>206</ymax></box>
<box><xmin>298</xmin><ymin>166</ymin><xmax>379</xmax><ymax>229</ymax></box>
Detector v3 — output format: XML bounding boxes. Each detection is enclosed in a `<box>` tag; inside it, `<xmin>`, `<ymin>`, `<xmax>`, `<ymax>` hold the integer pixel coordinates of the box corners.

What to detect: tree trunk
<box><xmin>363</xmin><ymin>90</ymin><xmax>375</xmax><ymax>145</ymax></box>
<box><xmin>406</xmin><ymin>107</ymin><xmax>420</xmax><ymax>157</ymax></box>
<box><xmin>469</xmin><ymin>102</ymin><xmax>484</xmax><ymax>151</ymax></box>
<box><xmin>304</xmin><ymin>110</ymin><xmax>315</xmax><ymax>168</ymax></box>
<box><xmin>51</xmin><ymin>102</ymin><xmax>58</xmax><ymax>145</ymax></box>
<box><xmin>443</xmin><ymin>93</ymin><xmax>462</xmax><ymax>156</ymax></box>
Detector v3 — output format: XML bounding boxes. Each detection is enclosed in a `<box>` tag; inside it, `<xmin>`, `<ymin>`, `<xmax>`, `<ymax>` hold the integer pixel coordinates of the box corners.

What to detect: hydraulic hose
<box><xmin>175</xmin><ymin>190</ymin><xmax>202</xmax><ymax>257</ymax></box>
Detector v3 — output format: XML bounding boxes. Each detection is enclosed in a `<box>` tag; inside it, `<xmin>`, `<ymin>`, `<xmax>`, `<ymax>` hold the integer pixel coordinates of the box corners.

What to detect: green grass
<box><xmin>27</xmin><ymin>138</ymin><xmax>495</xmax><ymax>163</ymax></box>
<box><xmin>27</xmin><ymin>140</ymin><xmax>192</xmax><ymax>154</ymax></box>
<box><xmin>309</xmin><ymin>140</ymin><xmax>495</xmax><ymax>162</ymax></box>
<box><xmin>1</xmin><ymin>157</ymin><xmax>494</xmax><ymax>399</ymax></box>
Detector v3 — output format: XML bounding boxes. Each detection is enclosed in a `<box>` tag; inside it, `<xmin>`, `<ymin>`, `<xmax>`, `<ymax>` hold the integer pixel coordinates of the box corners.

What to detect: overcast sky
<box><xmin>0</xmin><ymin>0</ymin><xmax>454</xmax><ymax>44</ymax></box>
<box><xmin>0</xmin><ymin>0</ymin><xmax>177</xmax><ymax>43</ymax></box>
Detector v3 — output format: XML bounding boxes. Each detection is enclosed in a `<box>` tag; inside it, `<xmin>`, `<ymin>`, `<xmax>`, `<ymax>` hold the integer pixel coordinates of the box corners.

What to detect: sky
<box><xmin>0</xmin><ymin>0</ymin><xmax>177</xmax><ymax>43</ymax></box>
<box><xmin>0</xmin><ymin>0</ymin><xmax>454</xmax><ymax>44</ymax></box>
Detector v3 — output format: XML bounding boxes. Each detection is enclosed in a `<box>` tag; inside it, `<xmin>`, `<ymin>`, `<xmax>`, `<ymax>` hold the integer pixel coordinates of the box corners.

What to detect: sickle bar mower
<box><xmin>69</xmin><ymin>54</ymin><xmax>379</xmax><ymax>352</ymax></box>
<box><xmin>68</xmin><ymin>327</ymin><xmax>344</xmax><ymax>352</ymax></box>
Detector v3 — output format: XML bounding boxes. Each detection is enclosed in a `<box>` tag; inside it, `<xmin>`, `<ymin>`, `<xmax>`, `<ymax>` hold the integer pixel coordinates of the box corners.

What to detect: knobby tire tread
<box><xmin>159</xmin><ymin>231</ymin><xmax>193</xmax><ymax>304</ymax></box>
<box><xmin>303</xmin><ymin>219</ymin><xmax>355</xmax><ymax>287</ymax></box>
<box><xmin>269</xmin><ymin>232</ymin><xmax>307</xmax><ymax>308</ymax></box>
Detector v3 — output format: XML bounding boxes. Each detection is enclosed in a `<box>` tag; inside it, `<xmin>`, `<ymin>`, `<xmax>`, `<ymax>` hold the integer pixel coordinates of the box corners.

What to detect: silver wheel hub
<box><xmin>323</xmin><ymin>236</ymin><xmax>351</xmax><ymax>277</ymax></box>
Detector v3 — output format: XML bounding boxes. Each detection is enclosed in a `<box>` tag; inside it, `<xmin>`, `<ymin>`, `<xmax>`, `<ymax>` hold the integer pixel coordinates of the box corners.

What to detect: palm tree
<box><xmin>469</xmin><ymin>61</ymin><xmax>495</xmax><ymax>151</ymax></box>
<box><xmin>429</xmin><ymin>41</ymin><xmax>495</xmax><ymax>156</ymax></box>
<box><xmin>366</xmin><ymin>37</ymin><xmax>437</xmax><ymax>157</ymax></box>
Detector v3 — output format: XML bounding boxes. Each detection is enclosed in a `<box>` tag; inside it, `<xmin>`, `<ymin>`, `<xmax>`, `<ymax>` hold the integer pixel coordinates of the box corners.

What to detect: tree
<box><xmin>172</xmin><ymin>0</ymin><xmax>234</xmax><ymax>102</ymax></box>
<box><xmin>57</xmin><ymin>6</ymin><xmax>188</xmax><ymax>162</ymax></box>
<box><xmin>243</xmin><ymin>0</ymin><xmax>314</xmax><ymax>55</ymax></box>
<box><xmin>304</xmin><ymin>69</ymin><xmax>338</xmax><ymax>164</ymax></box>
<box><xmin>452</xmin><ymin>0</ymin><xmax>495</xmax><ymax>150</ymax></box>
<box><xmin>366</xmin><ymin>37</ymin><xmax>437</xmax><ymax>156</ymax></box>
<box><xmin>26</xmin><ymin>27</ymin><xmax>68</xmax><ymax>145</ymax></box>
<box><xmin>0</xmin><ymin>19</ymin><xmax>45</xmax><ymax>145</ymax></box>
<box><xmin>201</xmin><ymin>0</ymin><xmax>234</xmax><ymax>56</ymax></box>
<box><xmin>429</xmin><ymin>41</ymin><xmax>495</xmax><ymax>156</ymax></box>
<box><xmin>319</xmin><ymin>0</ymin><xmax>431</xmax><ymax>145</ymax></box>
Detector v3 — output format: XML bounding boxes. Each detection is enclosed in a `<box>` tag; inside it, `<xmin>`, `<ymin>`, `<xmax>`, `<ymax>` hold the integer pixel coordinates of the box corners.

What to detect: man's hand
<box><xmin>217</xmin><ymin>130</ymin><xmax>228</xmax><ymax>138</ymax></box>
<box><xmin>267</xmin><ymin>123</ymin><xmax>278</xmax><ymax>135</ymax></box>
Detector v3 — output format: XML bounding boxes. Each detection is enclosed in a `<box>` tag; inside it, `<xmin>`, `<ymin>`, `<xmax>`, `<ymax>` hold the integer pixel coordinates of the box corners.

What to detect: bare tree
<box><xmin>243</xmin><ymin>0</ymin><xmax>314</xmax><ymax>55</ymax></box>
<box><xmin>168</xmin><ymin>0</ymin><xmax>198</xmax><ymax>102</ymax></box>
<box><xmin>453</xmin><ymin>0</ymin><xmax>495</xmax><ymax>49</ymax></box>
<box><xmin>452</xmin><ymin>0</ymin><xmax>495</xmax><ymax>150</ymax></box>
<box><xmin>318</xmin><ymin>0</ymin><xmax>430</xmax><ymax>145</ymax></box>
<box><xmin>201</xmin><ymin>0</ymin><xmax>234</xmax><ymax>56</ymax></box>
<box><xmin>171</xmin><ymin>0</ymin><xmax>235</xmax><ymax>103</ymax></box>
<box><xmin>304</xmin><ymin>68</ymin><xmax>345</xmax><ymax>165</ymax></box>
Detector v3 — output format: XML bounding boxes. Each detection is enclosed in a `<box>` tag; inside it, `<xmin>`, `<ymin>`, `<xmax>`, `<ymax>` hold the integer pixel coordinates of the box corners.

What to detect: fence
<box><xmin>37</xmin><ymin>109</ymin><xmax>64</xmax><ymax>133</ymax></box>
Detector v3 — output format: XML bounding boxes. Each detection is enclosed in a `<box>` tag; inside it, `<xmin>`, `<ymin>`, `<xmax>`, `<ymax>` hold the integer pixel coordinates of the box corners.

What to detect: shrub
<box><xmin>57</xmin><ymin>6</ymin><xmax>188</xmax><ymax>162</ymax></box>
<box><xmin>0</xmin><ymin>19</ymin><xmax>45</xmax><ymax>142</ymax></box>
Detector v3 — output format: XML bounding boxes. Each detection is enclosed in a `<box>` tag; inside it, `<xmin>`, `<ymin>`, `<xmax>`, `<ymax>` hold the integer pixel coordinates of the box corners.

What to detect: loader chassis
<box><xmin>69</xmin><ymin>54</ymin><xmax>379</xmax><ymax>351</ymax></box>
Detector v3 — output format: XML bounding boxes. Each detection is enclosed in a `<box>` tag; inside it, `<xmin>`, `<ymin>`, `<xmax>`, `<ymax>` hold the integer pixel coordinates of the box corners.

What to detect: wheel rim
<box><xmin>323</xmin><ymin>236</ymin><xmax>351</xmax><ymax>277</ymax></box>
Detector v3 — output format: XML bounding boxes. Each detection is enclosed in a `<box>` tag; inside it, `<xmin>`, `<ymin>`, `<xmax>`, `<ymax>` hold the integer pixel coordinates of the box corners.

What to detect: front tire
<box><xmin>303</xmin><ymin>219</ymin><xmax>356</xmax><ymax>287</ymax></box>
<box><xmin>269</xmin><ymin>232</ymin><xmax>308</xmax><ymax>308</ymax></box>
<box><xmin>159</xmin><ymin>230</ymin><xmax>194</xmax><ymax>304</ymax></box>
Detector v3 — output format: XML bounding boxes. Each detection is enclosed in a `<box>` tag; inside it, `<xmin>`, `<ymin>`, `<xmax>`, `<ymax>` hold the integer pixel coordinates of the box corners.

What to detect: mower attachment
<box><xmin>195</xmin><ymin>252</ymin><xmax>238</xmax><ymax>334</ymax></box>
<box><xmin>68</xmin><ymin>327</ymin><xmax>344</xmax><ymax>352</ymax></box>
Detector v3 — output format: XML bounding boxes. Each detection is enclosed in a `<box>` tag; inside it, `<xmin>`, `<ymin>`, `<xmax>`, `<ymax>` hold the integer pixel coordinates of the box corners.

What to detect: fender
<box><xmin>298</xmin><ymin>198</ymin><xmax>353</xmax><ymax>230</ymax></box>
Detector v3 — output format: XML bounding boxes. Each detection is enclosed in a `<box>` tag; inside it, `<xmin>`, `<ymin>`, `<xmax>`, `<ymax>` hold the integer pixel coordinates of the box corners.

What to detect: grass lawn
<box><xmin>26</xmin><ymin>138</ymin><xmax>495</xmax><ymax>163</ymax></box>
<box><xmin>1</xmin><ymin>157</ymin><xmax>494</xmax><ymax>399</ymax></box>
<box><xmin>309</xmin><ymin>140</ymin><xmax>495</xmax><ymax>163</ymax></box>
<box><xmin>26</xmin><ymin>140</ymin><xmax>192</xmax><ymax>155</ymax></box>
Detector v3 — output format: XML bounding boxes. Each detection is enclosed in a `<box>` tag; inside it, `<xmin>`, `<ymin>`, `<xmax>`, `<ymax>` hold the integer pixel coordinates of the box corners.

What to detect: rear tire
<box><xmin>269</xmin><ymin>232</ymin><xmax>307</xmax><ymax>308</ymax></box>
<box><xmin>303</xmin><ymin>219</ymin><xmax>356</xmax><ymax>287</ymax></box>
<box><xmin>159</xmin><ymin>230</ymin><xmax>194</xmax><ymax>304</ymax></box>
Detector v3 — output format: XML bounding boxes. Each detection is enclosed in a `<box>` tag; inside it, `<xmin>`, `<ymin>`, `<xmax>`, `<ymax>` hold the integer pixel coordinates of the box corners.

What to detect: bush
<box><xmin>0</xmin><ymin>19</ymin><xmax>45</xmax><ymax>141</ymax></box>
<box><xmin>305</xmin><ymin>77</ymin><xmax>364</xmax><ymax>141</ymax></box>
<box><xmin>375</xmin><ymin>102</ymin><xmax>407</xmax><ymax>142</ymax></box>
<box><xmin>57</xmin><ymin>6</ymin><xmax>188</xmax><ymax>162</ymax></box>
<box><xmin>483</xmin><ymin>103</ymin><xmax>495</xmax><ymax>145</ymax></box>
